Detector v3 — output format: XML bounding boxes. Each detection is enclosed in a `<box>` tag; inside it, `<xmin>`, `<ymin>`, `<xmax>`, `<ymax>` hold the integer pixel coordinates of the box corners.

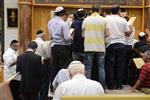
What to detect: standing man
<box><xmin>48</xmin><ymin>6</ymin><xmax>72</xmax><ymax>91</ymax></box>
<box><xmin>16</xmin><ymin>41</ymin><xmax>42</xmax><ymax>100</ymax></box>
<box><xmin>33</xmin><ymin>30</ymin><xmax>51</xmax><ymax>100</ymax></box>
<box><xmin>71</xmin><ymin>8</ymin><xmax>86</xmax><ymax>62</ymax></box>
<box><xmin>3</xmin><ymin>40</ymin><xmax>19</xmax><ymax>80</ymax></box>
<box><xmin>82</xmin><ymin>4</ymin><xmax>109</xmax><ymax>89</ymax></box>
<box><xmin>105</xmin><ymin>5</ymin><xmax>131</xmax><ymax>89</ymax></box>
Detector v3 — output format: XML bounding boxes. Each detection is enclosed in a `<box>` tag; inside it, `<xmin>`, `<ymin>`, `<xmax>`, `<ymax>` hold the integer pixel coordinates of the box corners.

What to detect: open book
<box><xmin>133</xmin><ymin>58</ymin><xmax>145</xmax><ymax>69</ymax></box>
<box><xmin>128</xmin><ymin>17</ymin><xmax>136</xmax><ymax>25</ymax></box>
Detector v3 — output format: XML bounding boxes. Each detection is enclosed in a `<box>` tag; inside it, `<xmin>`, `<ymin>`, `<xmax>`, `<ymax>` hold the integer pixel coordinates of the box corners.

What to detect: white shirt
<box><xmin>53</xmin><ymin>74</ymin><xmax>104</xmax><ymax>100</ymax></box>
<box><xmin>33</xmin><ymin>37</ymin><xmax>46</xmax><ymax>58</ymax></box>
<box><xmin>3</xmin><ymin>48</ymin><xmax>18</xmax><ymax>80</ymax></box>
<box><xmin>105</xmin><ymin>15</ymin><xmax>130</xmax><ymax>46</ymax></box>
<box><xmin>52</xmin><ymin>69</ymin><xmax>70</xmax><ymax>89</ymax></box>
<box><xmin>125</xmin><ymin>27</ymin><xmax>135</xmax><ymax>46</ymax></box>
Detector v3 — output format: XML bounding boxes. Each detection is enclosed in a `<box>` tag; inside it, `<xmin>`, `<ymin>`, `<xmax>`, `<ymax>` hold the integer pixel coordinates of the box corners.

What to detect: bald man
<box><xmin>53</xmin><ymin>61</ymin><xmax>104</xmax><ymax>100</ymax></box>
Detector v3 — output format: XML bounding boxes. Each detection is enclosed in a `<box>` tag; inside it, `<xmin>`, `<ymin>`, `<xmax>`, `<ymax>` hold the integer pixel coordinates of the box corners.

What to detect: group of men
<box><xmin>2</xmin><ymin>3</ymin><xmax>150</xmax><ymax>100</ymax></box>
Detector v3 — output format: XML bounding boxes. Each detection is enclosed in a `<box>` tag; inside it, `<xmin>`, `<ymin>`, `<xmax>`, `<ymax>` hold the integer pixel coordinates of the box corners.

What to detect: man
<box><xmin>105</xmin><ymin>5</ymin><xmax>131</xmax><ymax>89</ymax></box>
<box><xmin>71</xmin><ymin>8</ymin><xmax>86</xmax><ymax>62</ymax></box>
<box><xmin>134</xmin><ymin>32</ymin><xmax>150</xmax><ymax>57</ymax></box>
<box><xmin>53</xmin><ymin>61</ymin><xmax>104</xmax><ymax>100</ymax></box>
<box><xmin>16</xmin><ymin>41</ymin><xmax>42</xmax><ymax>100</ymax></box>
<box><xmin>33</xmin><ymin>30</ymin><xmax>51</xmax><ymax>100</ymax></box>
<box><xmin>52</xmin><ymin>68</ymin><xmax>70</xmax><ymax>90</ymax></box>
<box><xmin>133</xmin><ymin>50</ymin><xmax>150</xmax><ymax>94</ymax></box>
<box><xmin>48</xmin><ymin>6</ymin><xmax>72</xmax><ymax>91</ymax></box>
<box><xmin>82</xmin><ymin>4</ymin><xmax>109</xmax><ymax>89</ymax></box>
<box><xmin>3</xmin><ymin>40</ymin><xmax>19</xmax><ymax>80</ymax></box>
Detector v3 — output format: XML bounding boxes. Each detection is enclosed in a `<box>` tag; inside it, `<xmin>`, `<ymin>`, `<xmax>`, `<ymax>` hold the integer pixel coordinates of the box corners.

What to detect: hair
<box><xmin>124</xmin><ymin>16</ymin><xmax>129</xmax><ymax>22</ymax></box>
<box><xmin>28</xmin><ymin>41</ymin><xmax>38</xmax><ymax>49</ymax></box>
<box><xmin>92</xmin><ymin>4</ymin><xmax>100</xmax><ymax>13</ymax></box>
<box><xmin>144</xmin><ymin>50</ymin><xmax>150</xmax><ymax>60</ymax></box>
<box><xmin>10</xmin><ymin>40</ymin><xmax>18</xmax><ymax>45</ymax></box>
<box><xmin>77</xmin><ymin>9</ymin><xmax>86</xmax><ymax>18</ymax></box>
<box><xmin>68</xmin><ymin>61</ymin><xmax>85</xmax><ymax>77</ymax></box>
<box><xmin>111</xmin><ymin>4</ymin><xmax>120</xmax><ymax>14</ymax></box>
<box><xmin>103</xmin><ymin>9</ymin><xmax>111</xmax><ymax>15</ymax></box>
<box><xmin>36</xmin><ymin>30</ymin><xmax>43</xmax><ymax>35</ymax></box>
<box><xmin>55</xmin><ymin>9</ymin><xmax>68</xmax><ymax>16</ymax></box>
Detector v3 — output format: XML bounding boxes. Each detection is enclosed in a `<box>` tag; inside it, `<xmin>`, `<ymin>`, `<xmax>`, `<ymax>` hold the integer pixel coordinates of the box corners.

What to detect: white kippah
<box><xmin>77</xmin><ymin>8</ymin><xmax>84</xmax><ymax>12</ymax></box>
<box><xmin>139</xmin><ymin>32</ymin><xmax>146</xmax><ymax>37</ymax></box>
<box><xmin>55</xmin><ymin>6</ymin><xmax>64</xmax><ymax>13</ymax></box>
<box><xmin>37</xmin><ymin>32</ymin><xmax>45</xmax><ymax>37</ymax></box>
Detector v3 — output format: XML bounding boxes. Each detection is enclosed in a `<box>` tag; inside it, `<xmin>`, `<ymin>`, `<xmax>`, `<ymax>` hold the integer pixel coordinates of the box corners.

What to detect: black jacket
<box><xmin>17</xmin><ymin>51</ymin><xmax>42</xmax><ymax>93</ymax></box>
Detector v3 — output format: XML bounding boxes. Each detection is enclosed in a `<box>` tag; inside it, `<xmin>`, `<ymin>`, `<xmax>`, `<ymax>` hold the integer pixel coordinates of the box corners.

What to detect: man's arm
<box><xmin>133</xmin><ymin>79</ymin><xmax>143</xmax><ymax>90</ymax></box>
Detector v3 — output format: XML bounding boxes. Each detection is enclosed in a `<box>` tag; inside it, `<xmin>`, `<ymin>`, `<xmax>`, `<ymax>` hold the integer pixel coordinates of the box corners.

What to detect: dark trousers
<box><xmin>41</xmin><ymin>59</ymin><xmax>51</xmax><ymax>100</ymax></box>
<box><xmin>22</xmin><ymin>93</ymin><xmax>39</xmax><ymax>100</ymax></box>
<box><xmin>50</xmin><ymin>45</ymin><xmax>72</xmax><ymax>89</ymax></box>
<box><xmin>123</xmin><ymin>45</ymin><xmax>132</xmax><ymax>84</ymax></box>
<box><xmin>105</xmin><ymin>43</ymin><xmax>126</xmax><ymax>89</ymax></box>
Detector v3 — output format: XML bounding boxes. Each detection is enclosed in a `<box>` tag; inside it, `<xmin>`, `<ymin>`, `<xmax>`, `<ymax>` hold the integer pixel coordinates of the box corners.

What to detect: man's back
<box><xmin>82</xmin><ymin>13</ymin><xmax>107</xmax><ymax>52</ymax></box>
<box><xmin>53</xmin><ymin>74</ymin><xmax>104</xmax><ymax>100</ymax></box>
<box><xmin>105</xmin><ymin>15</ymin><xmax>129</xmax><ymax>45</ymax></box>
<box><xmin>17</xmin><ymin>51</ymin><xmax>42</xmax><ymax>93</ymax></box>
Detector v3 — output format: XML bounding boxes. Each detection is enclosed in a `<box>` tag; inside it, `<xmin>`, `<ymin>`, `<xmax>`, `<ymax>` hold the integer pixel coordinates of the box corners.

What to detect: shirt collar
<box><xmin>26</xmin><ymin>49</ymin><xmax>34</xmax><ymax>52</ymax></box>
<box><xmin>72</xmin><ymin>74</ymin><xmax>86</xmax><ymax>80</ymax></box>
<box><xmin>9</xmin><ymin>48</ymin><xmax>16</xmax><ymax>53</ymax></box>
<box><xmin>91</xmin><ymin>12</ymin><xmax>100</xmax><ymax>17</ymax></box>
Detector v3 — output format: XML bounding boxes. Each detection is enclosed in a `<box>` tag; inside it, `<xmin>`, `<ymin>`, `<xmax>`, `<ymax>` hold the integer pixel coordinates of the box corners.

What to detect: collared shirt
<box><xmin>53</xmin><ymin>74</ymin><xmax>104</xmax><ymax>100</ymax></box>
<box><xmin>3</xmin><ymin>48</ymin><xmax>18</xmax><ymax>80</ymax></box>
<box><xmin>105</xmin><ymin>15</ymin><xmax>130</xmax><ymax>46</ymax></box>
<box><xmin>82</xmin><ymin>13</ymin><xmax>109</xmax><ymax>52</ymax></box>
<box><xmin>52</xmin><ymin>69</ymin><xmax>70</xmax><ymax>89</ymax></box>
<box><xmin>48</xmin><ymin>16</ymin><xmax>71</xmax><ymax>47</ymax></box>
<box><xmin>33</xmin><ymin>37</ymin><xmax>46</xmax><ymax>57</ymax></box>
<box><xmin>33</xmin><ymin>38</ymin><xmax>51</xmax><ymax>59</ymax></box>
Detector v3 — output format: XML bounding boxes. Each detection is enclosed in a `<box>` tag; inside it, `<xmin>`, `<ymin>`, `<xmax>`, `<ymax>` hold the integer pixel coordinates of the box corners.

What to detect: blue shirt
<box><xmin>71</xmin><ymin>19</ymin><xmax>84</xmax><ymax>52</ymax></box>
<box><xmin>48</xmin><ymin>16</ymin><xmax>71</xmax><ymax>47</ymax></box>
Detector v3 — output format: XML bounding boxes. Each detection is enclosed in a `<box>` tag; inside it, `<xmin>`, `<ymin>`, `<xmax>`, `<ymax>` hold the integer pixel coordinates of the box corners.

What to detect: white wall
<box><xmin>4</xmin><ymin>0</ymin><xmax>18</xmax><ymax>51</ymax></box>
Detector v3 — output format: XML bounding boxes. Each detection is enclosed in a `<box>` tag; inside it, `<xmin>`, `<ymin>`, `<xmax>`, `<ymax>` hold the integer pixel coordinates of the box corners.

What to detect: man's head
<box><xmin>55</xmin><ymin>6</ymin><xmax>68</xmax><ymax>21</ymax></box>
<box><xmin>36</xmin><ymin>30</ymin><xmax>45</xmax><ymax>39</ymax></box>
<box><xmin>143</xmin><ymin>50</ymin><xmax>150</xmax><ymax>62</ymax></box>
<box><xmin>28</xmin><ymin>41</ymin><xmax>38</xmax><ymax>52</ymax></box>
<box><xmin>138</xmin><ymin>32</ymin><xmax>146</xmax><ymax>40</ymax></box>
<box><xmin>68</xmin><ymin>61</ymin><xmax>85</xmax><ymax>78</ymax></box>
<box><xmin>111</xmin><ymin>4</ymin><xmax>121</xmax><ymax>15</ymax></box>
<box><xmin>77</xmin><ymin>8</ymin><xmax>86</xmax><ymax>18</ymax></box>
<box><xmin>103</xmin><ymin>9</ymin><xmax>111</xmax><ymax>17</ymax></box>
<box><xmin>91</xmin><ymin>4</ymin><xmax>100</xmax><ymax>13</ymax></box>
<box><xmin>10</xmin><ymin>40</ymin><xmax>19</xmax><ymax>51</ymax></box>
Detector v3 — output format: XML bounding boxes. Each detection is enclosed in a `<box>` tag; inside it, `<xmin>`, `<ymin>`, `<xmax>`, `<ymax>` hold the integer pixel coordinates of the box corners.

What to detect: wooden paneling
<box><xmin>32</xmin><ymin>7</ymin><xmax>142</xmax><ymax>40</ymax></box>
<box><xmin>32</xmin><ymin>6</ymin><xmax>55</xmax><ymax>40</ymax></box>
<box><xmin>126</xmin><ymin>9</ymin><xmax>142</xmax><ymax>39</ymax></box>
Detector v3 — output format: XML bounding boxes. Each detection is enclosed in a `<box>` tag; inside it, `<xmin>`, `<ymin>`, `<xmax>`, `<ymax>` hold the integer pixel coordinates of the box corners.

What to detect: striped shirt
<box><xmin>48</xmin><ymin>16</ymin><xmax>71</xmax><ymax>47</ymax></box>
<box><xmin>82</xmin><ymin>13</ymin><xmax>108</xmax><ymax>52</ymax></box>
<box><xmin>139</xmin><ymin>62</ymin><xmax>150</xmax><ymax>88</ymax></box>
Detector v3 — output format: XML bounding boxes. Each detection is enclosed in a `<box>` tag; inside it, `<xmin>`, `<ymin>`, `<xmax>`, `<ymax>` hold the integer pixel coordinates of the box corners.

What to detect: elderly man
<box><xmin>133</xmin><ymin>50</ymin><xmax>150</xmax><ymax>94</ymax></box>
<box><xmin>3</xmin><ymin>40</ymin><xmax>19</xmax><ymax>80</ymax></box>
<box><xmin>53</xmin><ymin>61</ymin><xmax>104</xmax><ymax>100</ymax></box>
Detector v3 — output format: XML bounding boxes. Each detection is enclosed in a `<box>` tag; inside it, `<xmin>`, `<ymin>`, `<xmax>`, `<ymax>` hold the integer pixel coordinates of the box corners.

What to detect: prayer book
<box><xmin>133</xmin><ymin>58</ymin><xmax>145</xmax><ymax>69</ymax></box>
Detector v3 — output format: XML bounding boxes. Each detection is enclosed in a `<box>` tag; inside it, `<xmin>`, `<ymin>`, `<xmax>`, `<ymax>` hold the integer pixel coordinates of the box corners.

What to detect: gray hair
<box><xmin>145</xmin><ymin>50</ymin><xmax>150</xmax><ymax>60</ymax></box>
<box><xmin>68</xmin><ymin>61</ymin><xmax>85</xmax><ymax>77</ymax></box>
